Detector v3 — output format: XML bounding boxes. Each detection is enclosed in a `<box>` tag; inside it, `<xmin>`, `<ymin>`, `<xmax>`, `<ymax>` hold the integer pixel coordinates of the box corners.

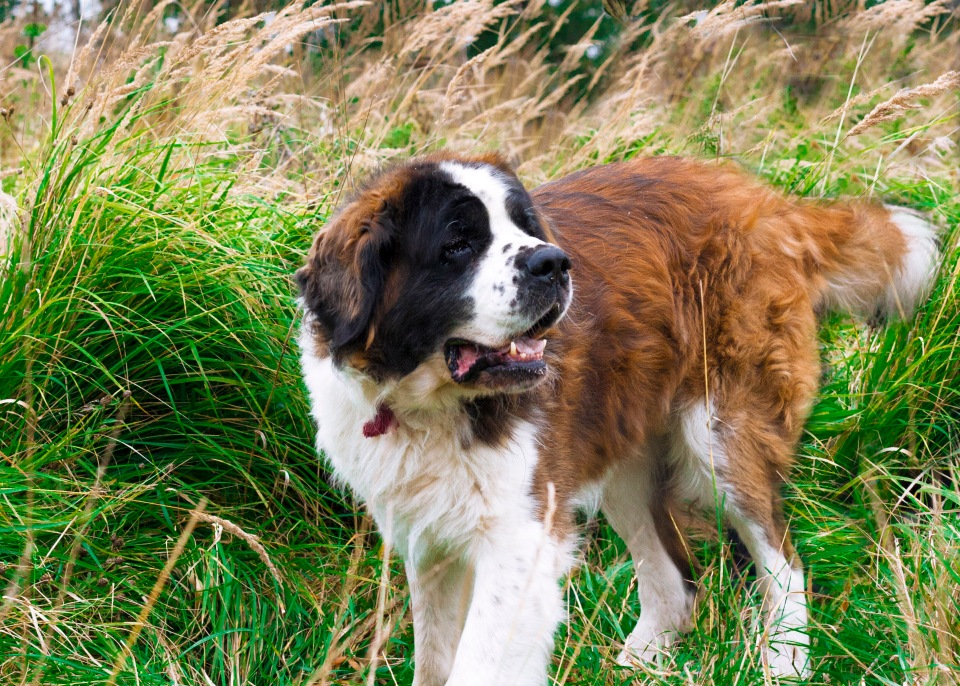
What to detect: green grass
<box><xmin>1</xmin><ymin>2</ymin><xmax>960</xmax><ymax>685</ymax></box>
<box><xmin>0</xmin><ymin>85</ymin><xmax>389</xmax><ymax>684</ymax></box>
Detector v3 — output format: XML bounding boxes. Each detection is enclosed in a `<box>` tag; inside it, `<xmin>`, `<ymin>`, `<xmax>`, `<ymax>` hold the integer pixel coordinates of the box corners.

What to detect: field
<box><xmin>1</xmin><ymin>1</ymin><xmax>959</xmax><ymax>684</ymax></box>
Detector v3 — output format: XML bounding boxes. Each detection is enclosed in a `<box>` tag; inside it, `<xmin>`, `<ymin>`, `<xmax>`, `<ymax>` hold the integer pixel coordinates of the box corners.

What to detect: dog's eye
<box><xmin>442</xmin><ymin>238</ymin><xmax>473</xmax><ymax>260</ymax></box>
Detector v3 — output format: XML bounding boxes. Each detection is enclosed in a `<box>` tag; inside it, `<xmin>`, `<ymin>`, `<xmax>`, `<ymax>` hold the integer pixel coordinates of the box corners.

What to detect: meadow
<box><xmin>0</xmin><ymin>1</ymin><xmax>959</xmax><ymax>684</ymax></box>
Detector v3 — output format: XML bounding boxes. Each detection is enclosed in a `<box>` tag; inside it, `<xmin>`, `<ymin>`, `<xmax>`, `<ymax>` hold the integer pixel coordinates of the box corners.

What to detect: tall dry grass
<box><xmin>1</xmin><ymin>1</ymin><xmax>958</xmax><ymax>194</ymax></box>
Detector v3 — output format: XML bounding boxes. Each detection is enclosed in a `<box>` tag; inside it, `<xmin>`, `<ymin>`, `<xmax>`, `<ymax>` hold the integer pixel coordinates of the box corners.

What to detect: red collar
<box><xmin>362</xmin><ymin>403</ymin><xmax>397</xmax><ymax>438</ymax></box>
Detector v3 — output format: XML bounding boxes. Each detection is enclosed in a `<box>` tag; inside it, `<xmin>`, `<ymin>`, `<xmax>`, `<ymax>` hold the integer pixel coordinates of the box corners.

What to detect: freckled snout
<box><xmin>507</xmin><ymin>243</ymin><xmax>572</xmax><ymax>332</ymax></box>
<box><xmin>524</xmin><ymin>245</ymin><xmax>571</xmax><ymax>284</ymax></box>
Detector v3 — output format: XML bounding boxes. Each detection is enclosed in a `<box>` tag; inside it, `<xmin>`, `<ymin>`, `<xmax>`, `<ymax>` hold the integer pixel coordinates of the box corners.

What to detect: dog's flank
<box><xmin>297</xmin><ymin>153</ymin><xmax>938</xmax><ymax>685</ymax></box>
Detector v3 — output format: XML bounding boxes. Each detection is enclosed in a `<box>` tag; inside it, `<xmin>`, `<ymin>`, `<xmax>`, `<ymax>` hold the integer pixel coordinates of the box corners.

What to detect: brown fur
<box><xmin>296</xmin><ymin>175</ymin><xmax>406</xmax><ymax>367</ymax></box>
<box><xmin>528</xmin><ymin>157</ymin><xmax>908</xmax><ymax>564</ymax></box>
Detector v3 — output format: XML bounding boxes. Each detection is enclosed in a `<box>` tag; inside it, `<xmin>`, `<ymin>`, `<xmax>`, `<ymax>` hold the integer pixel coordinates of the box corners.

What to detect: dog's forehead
<box><xmin>438</xmin><ymin>161</ymin><xmax>514</xmax><ymax>213</ymax></box>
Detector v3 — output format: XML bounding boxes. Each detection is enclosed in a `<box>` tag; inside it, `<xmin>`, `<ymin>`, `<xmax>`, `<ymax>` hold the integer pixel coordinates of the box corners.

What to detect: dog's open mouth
<box><xmin>445</xmin><ymin>301</ymin><xmax>566</xmax><ymax>387</ymax></box>
<box><xmin>445</xmin><ymin>336</ymin><xmax>547</xmax><ymax>385</ymax></box>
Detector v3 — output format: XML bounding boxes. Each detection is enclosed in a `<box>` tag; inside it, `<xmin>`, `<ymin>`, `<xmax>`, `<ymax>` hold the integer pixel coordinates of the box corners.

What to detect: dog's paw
<box><xmin>766</xmin><ymin>640</ymin><xmax>810</xmax><ymax>682</ymax></box>
<box><xmin>614</xmin><ymin>627</ymin><xmax>677</xmax><ymax>667</ymax></box>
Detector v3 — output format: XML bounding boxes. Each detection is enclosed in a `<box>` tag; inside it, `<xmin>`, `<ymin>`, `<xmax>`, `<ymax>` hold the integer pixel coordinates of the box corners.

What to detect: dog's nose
<box><xmin>525</xmin><ymin>245</ymin><xmax>571</xmax><ymax>282</ymax></box>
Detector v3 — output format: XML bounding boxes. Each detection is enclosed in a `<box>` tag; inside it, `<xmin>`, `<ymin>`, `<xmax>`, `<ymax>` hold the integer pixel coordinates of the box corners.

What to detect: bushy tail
<box><xmin>813</xmin><ymin>203</ymin><xmax>939</xmax><ymax>321</ymax></box>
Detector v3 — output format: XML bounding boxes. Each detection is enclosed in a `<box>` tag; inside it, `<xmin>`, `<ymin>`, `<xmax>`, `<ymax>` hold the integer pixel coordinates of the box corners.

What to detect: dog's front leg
<box><xmin>408</xmin><ymin>552</ymin><xmax>472</xmax><ymax>686</ymax></box>
<box><xmin>444</xmin><ymin>520</ymin><xmax>568</xmax><ymax>686</ymax></box>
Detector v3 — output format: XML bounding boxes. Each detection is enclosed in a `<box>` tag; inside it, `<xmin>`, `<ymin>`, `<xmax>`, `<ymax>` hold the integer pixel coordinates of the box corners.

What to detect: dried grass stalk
<box><xmin>64</xmin><ymin>18</ymin><xmax>110</xmax><ymax>92</ymax></box>
<box><xmin>195</xmin><ymin>511</ymin><xmax>284</xmax><ymax>587</ymax></box>
<box><xmin>399</xmin><ymin>0</ymin><xmax>519</xmax><ymax>58</ymax></box>
<box><xmin>441</xmin><ymin>46</ymin><xmax>495</xmax><ymax>123</ymax></box>
<box><xmin>677</xmin><ymin>0</ymin><xmax>803</xmax><ymax>40</ymax></box>
<box><xmin>820</xmin><ymin>84</ymin><xmax>890</xmax><ymax>124</ymax></box>
<box><xmin>839</xmin><ymin>0</ymin><xmax>951</xmax><ymax>35</ymax></box>
<box><xmin>130</xmin><ymin>0</ymin><xmax>178</xmax><ymax>47</ymax></box>
<box><xmin>847</xmin><ymin>70</ymin><xmax>960</xmax><ymax>137</ymax></box>
<box><xmin>0</xmin><ymin>189</ymin><xmax>17</xmax><ymax>260</ymax></box>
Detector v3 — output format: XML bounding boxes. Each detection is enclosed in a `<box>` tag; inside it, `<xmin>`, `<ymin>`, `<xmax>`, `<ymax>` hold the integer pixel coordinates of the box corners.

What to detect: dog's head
<box><xmin>296</xmin><ymin>153</ymin><xmax>572</xmax><ymax>401</ymax></box>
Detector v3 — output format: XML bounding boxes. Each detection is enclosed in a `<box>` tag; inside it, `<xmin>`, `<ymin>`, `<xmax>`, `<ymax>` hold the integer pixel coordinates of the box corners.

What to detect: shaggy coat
<box><xmin>296</xmin><ymin>153</ymin><xmax>937</xmax><ymax>685</ymax></box>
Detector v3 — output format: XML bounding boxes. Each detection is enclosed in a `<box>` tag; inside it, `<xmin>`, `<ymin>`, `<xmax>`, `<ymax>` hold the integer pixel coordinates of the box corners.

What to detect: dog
<box><xmin>295</xmin><ymin>153</ymin><xmax>937</xmax><ymax>685</ymax></box>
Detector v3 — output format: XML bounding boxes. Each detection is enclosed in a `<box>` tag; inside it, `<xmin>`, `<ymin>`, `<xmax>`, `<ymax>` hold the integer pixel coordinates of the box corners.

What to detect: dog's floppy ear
<box><xmin>296</xmin><ymin>193</ymin><xmax>396</xmax><ymax>363</ymax></box>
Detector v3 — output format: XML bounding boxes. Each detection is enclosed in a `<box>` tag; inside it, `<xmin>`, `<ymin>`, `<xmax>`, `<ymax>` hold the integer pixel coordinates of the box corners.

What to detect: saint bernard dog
<box><xmin>296</xmin><ymin>153</ymin><xmax>938</xmax><ymax>685</ymax></box>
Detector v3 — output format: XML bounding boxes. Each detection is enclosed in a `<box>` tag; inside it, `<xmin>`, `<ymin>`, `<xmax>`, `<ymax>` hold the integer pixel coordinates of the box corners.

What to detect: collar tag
<box><xmin>363</xmin><ymin>404</ymin><xmax>397</xmax><ymax>438</ymax></box>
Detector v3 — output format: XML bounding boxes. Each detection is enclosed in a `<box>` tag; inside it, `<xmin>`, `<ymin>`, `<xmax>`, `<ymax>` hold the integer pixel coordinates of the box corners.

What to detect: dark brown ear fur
<box><xmin>296</xmin><ymin>192</ymin><xmax>396</xmax><ymax>362</ymax></box>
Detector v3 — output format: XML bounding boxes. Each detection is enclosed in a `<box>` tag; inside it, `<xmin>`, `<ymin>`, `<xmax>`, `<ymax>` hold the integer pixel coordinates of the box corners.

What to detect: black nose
<box><xmin>525</xmin><ymin>245</ymin><xmax>571</xmax><ymax>282</ymax></box>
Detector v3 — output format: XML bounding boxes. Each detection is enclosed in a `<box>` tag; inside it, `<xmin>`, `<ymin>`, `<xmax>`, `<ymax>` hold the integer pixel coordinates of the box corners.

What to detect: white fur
<box><xmin>571</xmin><ymin>478</ymin><xmax>608</xmax><ymax>517</ymax></box>
<box><xmin>439</xmin><ymin>162</ymin><xmax>549</xmax><ymax>347</ymax></box>
<box><xmin>299</xmin><ymin>326</ymin><xmax>573</xmax><ymax>686</ymax></box>
<box><xmin>664</xmin><ymin>403</ymin><xmax>810</xmax><ymax>679</ymax></box>
<box><xmin>669</xmin><ymin>401</ymin><xmax>731</xmax><ymax>509</ymax></box>
<box><xmin>601</xmin><ymin>456</ymin><xmax>695</xmax><ymax>666</ymax></box>
<box><xmin>729</xmin><ymin>518</ymin><xmax>810</xmax><ymax>680</ymax></box>
<box><xmin>884</xmin><ymin>205</ymin><xmax>939</xmax><ymax>319</ymax></box>
<box><xmin>408</xmin><ymin>551</ymin><xmax>470</xmax><ymax>686</ymax></box>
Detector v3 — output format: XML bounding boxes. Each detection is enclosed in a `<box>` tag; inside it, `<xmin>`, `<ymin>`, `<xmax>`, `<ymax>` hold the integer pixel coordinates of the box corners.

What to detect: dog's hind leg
<box><xmin>727</xmin><ymin>499</ymin><xmax>809</xmax><ymax>680</ymax></box>
<box><xmin>714</xmin><ymin>431</ymin><xmax>810</xmax><ymax>682</ymax></box>
<box><xmin>673</xmin><ymin>401</ymin><xmax>811</xmax><ymax>680</ymax></box>
<box><xmin>602</xmin><ymin>452</ymin><xmax>697</xmax><ymax>666</ymax></box>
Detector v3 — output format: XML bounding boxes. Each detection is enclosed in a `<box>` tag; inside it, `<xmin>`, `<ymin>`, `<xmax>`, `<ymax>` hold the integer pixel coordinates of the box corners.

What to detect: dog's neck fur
<box><xmin>334</xmin><ymin>346</ymin><xmax>538</xmax><ymax>449</ymax></box>
<box><xmin>301</xmin><ymin>339</ymin><xmax>555</xmax><ymax>556</ymax></box>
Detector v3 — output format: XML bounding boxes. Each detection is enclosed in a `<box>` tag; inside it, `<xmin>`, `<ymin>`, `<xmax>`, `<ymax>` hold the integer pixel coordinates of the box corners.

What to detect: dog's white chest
<box><xmin>300</xmin><ymin>349</ymin><xmax>540</xmax><ymax>560</ymax></box>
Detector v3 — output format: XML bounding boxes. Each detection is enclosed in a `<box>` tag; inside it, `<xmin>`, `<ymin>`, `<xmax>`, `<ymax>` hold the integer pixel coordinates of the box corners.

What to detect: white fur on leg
<box><xmin>445</xmin><ymin>519</ymin><xmax>572</xmax><ymax>686</ymax></box>
<box><xmin>408</xmin><ymin>553</ymin><xmax>471</xmax><ymax>686</ymax></box>
<box><xmin>601</xmin><ymin>457</ymin><xmax>696</xmax><ymax>667</ymax></box>
<box><xmin>615</xmin><ymin>586</ymin><xmax>695</xmax><ymax>667</ymax></box>
<box><xmin>734</xmin><ymin>521</ymin><xmax>810</xmax><ymax>680</ymax></box>
<box><xmin>764</xmin><ymin>563</ymin><xmax>810</xmax><ymax>680</ymax></box>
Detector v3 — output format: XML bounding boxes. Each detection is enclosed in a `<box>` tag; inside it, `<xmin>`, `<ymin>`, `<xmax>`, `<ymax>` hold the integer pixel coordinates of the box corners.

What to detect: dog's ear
<box><xmin>296</xmin><ymin>193</ymin><xmax>396</xmax><ymax>363</ymax></box>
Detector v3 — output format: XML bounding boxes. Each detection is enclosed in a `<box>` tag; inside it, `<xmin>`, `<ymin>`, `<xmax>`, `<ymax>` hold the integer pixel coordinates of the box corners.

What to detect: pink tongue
<box><xmin>457</xmin><ymin>346</ymin><xmax>481</xmax><ymax>377</ymax></box>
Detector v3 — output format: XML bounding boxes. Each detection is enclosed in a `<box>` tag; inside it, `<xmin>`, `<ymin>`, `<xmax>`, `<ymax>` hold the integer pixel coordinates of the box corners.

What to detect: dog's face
<box><xmin>296</xmin><ymin>154</ymin><xmax>572</xmax><ymax>397</ymax></box>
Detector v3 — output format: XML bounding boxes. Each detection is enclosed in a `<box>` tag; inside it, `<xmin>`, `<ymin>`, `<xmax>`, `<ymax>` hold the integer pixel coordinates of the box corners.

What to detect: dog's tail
<box><xmin>803</xmin><ymin>202</ymin><xmax>939</xmax><ymax>321</ymax></box>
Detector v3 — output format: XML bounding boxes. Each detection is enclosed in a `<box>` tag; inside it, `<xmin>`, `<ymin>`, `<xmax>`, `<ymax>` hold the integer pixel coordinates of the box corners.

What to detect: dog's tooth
<box><xmin>510</xmin><ymin>341</ymin><xmax>518</xmax><ymax>356</ymax></box>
